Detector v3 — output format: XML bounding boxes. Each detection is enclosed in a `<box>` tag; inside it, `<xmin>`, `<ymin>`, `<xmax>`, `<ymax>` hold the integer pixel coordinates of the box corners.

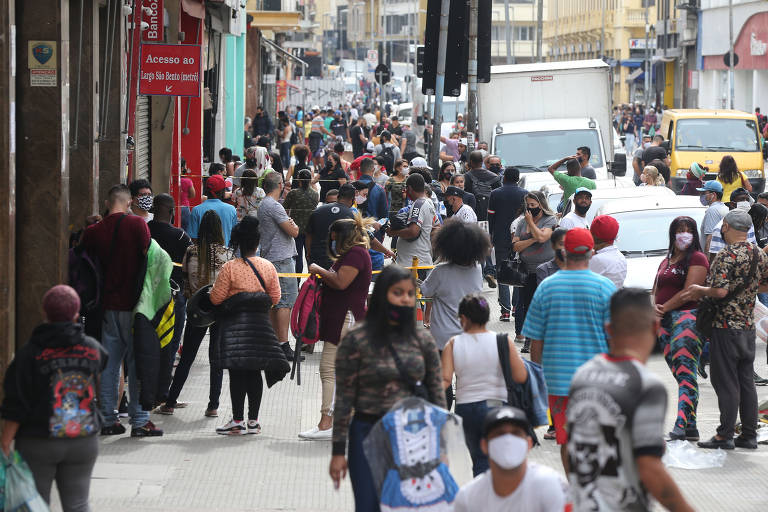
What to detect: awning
<box><xmin>620</xmin><ymin>58</ymin><xmax>644</xmax><ymax>68</ymax></box>
<box><xmin>262</xmin><ymin>38</ymin><xmax>309</xmax><ymax>68</ymax></box>
<box><xmin>182</xmin><ymin>0</ymin><xmax>205</xmax><ymax>19</ymax></box>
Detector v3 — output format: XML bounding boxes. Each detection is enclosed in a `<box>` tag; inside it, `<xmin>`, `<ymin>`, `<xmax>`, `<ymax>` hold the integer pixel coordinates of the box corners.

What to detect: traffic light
<box><xmin>477</xmin><ymin>0</ymin><xmax>491</xmax><ymax>83</ymax></box>
<box><xmin>422</xmin><ymin>0</ymin><xmax>468</xmax><ymax>96</ymax></box>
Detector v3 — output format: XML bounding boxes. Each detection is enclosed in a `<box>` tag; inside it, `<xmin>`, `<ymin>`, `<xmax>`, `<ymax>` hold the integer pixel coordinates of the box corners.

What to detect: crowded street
<box><xmin>4</xmin><ymin>0</ymin><xmax>768</xmax><ymax>511</ymax></box>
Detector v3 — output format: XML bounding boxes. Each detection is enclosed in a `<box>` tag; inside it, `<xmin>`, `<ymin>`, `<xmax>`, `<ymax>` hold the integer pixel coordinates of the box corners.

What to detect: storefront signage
<box><xmin>28</xmin><ymin>41</ymin><xmax>57</xmax><ymax>87</ymax></box>
<box><xmin>139</xmin><ymin>43</ymin><xmax>201</xmax><ymax>97</ymax></box>
<box><xmin>142</xmin><ymin>0</ymin><xmax>164</xmax><ymax>42</ymax></box>
<box><xmin>629</xmin><ymin>39</ymin><xmax>656</xmax><ymax>50</ymax></box>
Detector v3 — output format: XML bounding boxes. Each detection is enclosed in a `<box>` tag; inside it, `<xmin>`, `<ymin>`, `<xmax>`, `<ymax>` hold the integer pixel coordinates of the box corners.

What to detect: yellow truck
<box><xmin>660</xmin><ymin>109</ymin><xmax>765</xmax><ymax>193</ymax></box>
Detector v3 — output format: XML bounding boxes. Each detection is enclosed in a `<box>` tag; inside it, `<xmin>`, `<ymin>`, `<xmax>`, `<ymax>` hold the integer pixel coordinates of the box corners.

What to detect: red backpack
<box><xmin>290</xmin><ymin>275</ymin><xmax>323</xmax><ymax>383</ymax></box>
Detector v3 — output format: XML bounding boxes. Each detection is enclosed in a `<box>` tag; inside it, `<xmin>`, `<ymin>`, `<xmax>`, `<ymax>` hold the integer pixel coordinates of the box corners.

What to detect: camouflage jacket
<box><xmin>332</xmin><ymin>324</ymin><xmax>446</xmax><ymax>455</ymax></box>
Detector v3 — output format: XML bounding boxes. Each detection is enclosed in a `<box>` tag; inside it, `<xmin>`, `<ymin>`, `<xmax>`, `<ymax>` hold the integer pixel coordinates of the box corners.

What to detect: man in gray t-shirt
<box><xmin>698</xmin><ymin>180</ymin><xmax>728</xmax><ymax>253</ymax></box>
<box><xmin>257</xmin><ymin>173</ymin><xmax>301</xmax><ymax>360</ymax></box>
<box><xmin>389</xmin><ymin>174</ymin><xmax>439</xmax><ymax>277</ymax></box>
<box><xmin>568</xmin><ymin>288</ymin><xmax>692</xmax><ymax>512</ymax></box>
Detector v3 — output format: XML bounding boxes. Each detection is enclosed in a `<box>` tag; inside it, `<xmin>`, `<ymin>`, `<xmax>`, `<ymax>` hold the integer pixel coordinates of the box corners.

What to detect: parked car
<box><xmin>561</xmin><ymin>185</ymin><xmax>675</xmax><ymax>224</ymax></box>
<box><xmin>593</xmin><ymin>195</ymin><xmax>706</xmax><ymax>290</ymax></box>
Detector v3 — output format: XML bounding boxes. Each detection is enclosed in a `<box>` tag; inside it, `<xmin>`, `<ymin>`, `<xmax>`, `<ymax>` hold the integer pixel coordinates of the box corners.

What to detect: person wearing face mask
<box><xmin>440</xmin><ymin>295</ymin><xmax>528</xmax><ymax>476</ymax></box>
<box><xmin>706</xmin><ymin>188</ymin><xmax>757</xmax><ymax>261</ymax></box>
<box><xmin>535</xmin><ymin>228</ymin><xmax>568</xmax><ymax>284</ymax></box>
<box><xmin>443</xmin><ymin>186</ymin><xmax>477</xmax><ymax>223</ymax></box>
<box><xmin>385</xmin><ymin>159</ymin><xmax>409</xmax><ymax>216</ymax></box>
<box><xmin>330</xmin><ymin>265</ymin><xmax>445</xmax><ymax>511</ymax></box>
<box><xmin>559</xmin><ymin>187</ymin><xmax>592</xmax><ymax>230</ymax></box>
<box><xmin>653</xmin><ymin>216</ymin><xmax>709</xmax><ymax>441</ymax></box>
<box><xmin>632</xmin><ymin>132</ymin><xmax>653</xmax><ymax>185</ymax></box>
<box><xmin>567</xmin><ymin>289</ymin><xmax>694</xmax><ymax>512</ymax></box>
<box><xmin>129</xmin><ymin>179</ymin><xmax>154</xmax><ymax>222</ymax></box>
<box><xmin>697</xmin><ymin>180</ymin><xmax>728</xmax><ymax>254</ymax></box>
<box><xmin>300</xmin><ymin>215</ymin><xmax>373</xmax><ymax>441</ymax></box>
<box><xmin>448</xmin><ymin>174</ymin><xmax>477</xmax><ymax>214</ymax></box>
<box><xmin>453</xmin><ymin>406</ymin><xmax>567</xmax><ymax>512</ymax></box>
<box><xmin>588</xmin><ymin>215</ymin><xmax>627</xmax><ymax>289</ymax></box>
<box><xmin>434</xmin><ymin>162</ymin><xmax>455</xmax><ymax>203</ymax></box>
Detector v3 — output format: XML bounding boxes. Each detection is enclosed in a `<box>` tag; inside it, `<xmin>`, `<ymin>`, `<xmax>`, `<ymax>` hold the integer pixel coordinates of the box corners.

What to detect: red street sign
<box><xmin>142</xmin><ymin>0</ymin><xmax>164</xmax><ymax>42</ymax></box>
<box><xmin>139</xmin><ymin>43</ymin><xmax>201</xmax><ymax>97</ymax></box>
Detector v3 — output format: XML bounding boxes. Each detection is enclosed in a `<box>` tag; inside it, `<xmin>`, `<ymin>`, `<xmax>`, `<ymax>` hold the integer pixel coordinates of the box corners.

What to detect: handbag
<box><xmin>696</xmin><ymin>246</ymin><xmax>758</xmax><ymax>340</ymax></box>
<box><xmin>387</xmin><ymin>343</ymin><xmax>431</xmax><ymax>402</ymax></box>
<box><xmin>495</xmin><ymin>333</ymin><xmax>539</xmax><ymax>445</ymax></box>
<box><xmin>497</xmin><ymin>251</ymin><xmax>528</xmax><ymax>287</ymax></box>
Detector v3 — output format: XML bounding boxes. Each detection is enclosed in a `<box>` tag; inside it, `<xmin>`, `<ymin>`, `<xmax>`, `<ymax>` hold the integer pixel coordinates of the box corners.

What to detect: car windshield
<box><xmin>494</xmin><ymin>129</ymin><xmax>603</xmax><ymax>170</ymax></box>
<box><xmin>675</xmin><ymin>118</ymin><xmax>760</xmax><ymax>152</ymax></box>
<box><xmin>613</xmin><ymin>208</ymin><xmax>706</xmax><ymax>254</ymax></box>
<box><xmin>398</xmin><ymin>108</ymin><xmax>411</xmax><ymax>119</ymax></box>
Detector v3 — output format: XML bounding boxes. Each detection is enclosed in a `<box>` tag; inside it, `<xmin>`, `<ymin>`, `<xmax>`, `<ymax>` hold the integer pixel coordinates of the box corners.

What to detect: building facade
<box><xmin>491</xmin><ymin>0</ymin><xmax>545</xmax><ymax>64</ymax></box>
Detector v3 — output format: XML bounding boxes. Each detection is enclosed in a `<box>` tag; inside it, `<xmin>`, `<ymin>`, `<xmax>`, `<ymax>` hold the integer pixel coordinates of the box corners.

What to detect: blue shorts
<box><xmin>273</xmin><ymin>257</ymin><xmax>298</xmax><ymax>308</ymax></box>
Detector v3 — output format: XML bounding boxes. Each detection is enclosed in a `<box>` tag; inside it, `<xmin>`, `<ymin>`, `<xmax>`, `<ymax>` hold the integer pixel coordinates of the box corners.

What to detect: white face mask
<box><xmin>736</xmin><ymin>201</ymin><xmax>751</xmax><ymax>212</ymax></box>
<box><xmin>487</xmin><ymin>433</ymin><xmax>528</xmax><ymax>470</ymax></box>
<box><xmin>355</xmin><ymin>194</ymin><xmax>366</xmax><ymax>204</ymax></box>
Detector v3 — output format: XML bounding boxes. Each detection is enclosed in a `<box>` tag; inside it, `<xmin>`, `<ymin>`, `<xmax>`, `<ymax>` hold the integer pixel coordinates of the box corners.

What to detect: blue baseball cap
<box><xmin>696</xmin><ymin>180</ymin><xmax>723</xmax><ymax>193</ymax></box>
<box><xmin>574</xmin><ymin>187</ymin><xmax>593</xmax><ymax>197</ymax></box>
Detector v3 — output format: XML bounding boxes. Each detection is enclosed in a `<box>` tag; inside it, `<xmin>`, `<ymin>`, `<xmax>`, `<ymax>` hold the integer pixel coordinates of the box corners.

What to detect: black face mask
<box><xmin>387</xmin><ymin>303</ymin><xmax>414</xmax><ymax>328</ymax></box>
<box><xmin>528</xmin><ymin>207</ymin><xmax>541</xmax><ymax>217</ymax></box>
<box><xmin>488</xmin><ymin>164</ymin><xmax>501</xmax><ymax>174</ymax></box>
<box><xmin>575</xmin><ymin>203</ymin><xmax>590</xmax><ymax>215</ymax></box>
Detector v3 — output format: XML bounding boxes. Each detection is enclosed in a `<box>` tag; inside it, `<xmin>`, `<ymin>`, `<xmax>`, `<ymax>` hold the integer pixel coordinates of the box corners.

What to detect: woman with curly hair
<box><xmin>421</xmin><ymin>219</ymin><xmax>490</xmax><ymax>352</ymax></box>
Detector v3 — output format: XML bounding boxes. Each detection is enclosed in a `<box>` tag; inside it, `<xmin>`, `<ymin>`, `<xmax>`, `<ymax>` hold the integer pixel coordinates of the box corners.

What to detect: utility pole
<box><xmin>428</xmin><ymin>0</ymin><xmax>451</xmax><ymax>170</ymax></box>
<box><xmin>536</xmin><ymin>0</ymin><xmax>543</xmax><ymax>62</ymax></box>
<box><xmin>728</xmin><ymin>0</ymin><xmax>734</xmax><ymax>109</ymax></box>
<box><xmin>467</xmin><ymin>0</ymin><xmax>478</xmax><ymax>135</ymax></box>
<box><xmin>503</xmin><ymin>0</ymin><xmax>512</xmax><ymax>64</ymax></box>
<box><xmin>644</xmin><ymin>2</ymin><xmax>650</xmax><ymax>107</ymax></box>
<box><xmin>600</xmin><ymin>0</ymin><xmax>606</xmax><ymax>60</ymax></box>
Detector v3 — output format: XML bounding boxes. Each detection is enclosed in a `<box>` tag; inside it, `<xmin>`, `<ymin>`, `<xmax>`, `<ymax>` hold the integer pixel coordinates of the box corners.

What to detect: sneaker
<box><xmin>155</xmin><ymin>405</ymin><xmax>174</xmax><ymax>415</ymax></box>
<box><xmin>204</xmin><ymin>408</ymin><xmax>218</xmax><ymax>418</ymax></box>
<box><xmin>500</xmin><ymin>311</ymin><xmax>511</xmax><ymax>322</ymax></box>
<box><xmin>485</xmin><ymin>275</ymin><xmax>497</xmax><ymax>289</ymax></box>
<box><xmin>697</xmin><ymin>436</ymin><xmax>734</xmax><ymax>450</ymax></box>
<box><xmin>521</xmin><ymin>339</ymin><xmax>531</xmax><ymax>354</ymax></box>
<box><xmin>247</xmin><ymin>420</ymin><xmax>262</xmax><ymax>435</ymax></box>
<box><xmin>299</xmin><ymin>426</ymin><xmax>333</xmax><ymax>440</ymax></box>
<box><xmin>174</xmin><ymin>402</ymin><xmax>189</xmax><ymax>409</ymax></box>
<box><xmin>281</xmin><ymin>342</ymin><xmax>305</xmax><ymax>362</ymax></box>
<box><xmin>667</xmin><ymin>430</ymin><xmax>686</xmax><ymax>441</ymax></box>
<box><xmin>131</xmin><ymin>421</ymin><xmax>164</xmax><ymax>437</ymax></box>
<box><xmin>754</xmin><ymin>372</ymin><xmax>768</xmax><ymax>386</ymax></box>
<box><xmin>543</xmin><ymin>426</ymin><xmax>556</xmax><ymax>441</ymax></box>
<box><xmin>216</xmin><ymin>419</ymin><xmax>246</xmax><ymax>435</ymax></box>
<box><xmin>101</xmin><ymin>422</ymin><xmax>126</xmax><ymax>436</ymax></box>
<box><xmin>734</xmin><ymin>436</ymin><xmax>758</xmax><ymax>449</ymax></box>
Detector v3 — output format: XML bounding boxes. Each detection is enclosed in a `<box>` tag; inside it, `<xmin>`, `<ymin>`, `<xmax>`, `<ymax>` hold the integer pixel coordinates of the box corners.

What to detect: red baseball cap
<box><xmin>564</xmin><ymin>228</ymin><xmax>594</xmax><ymax>254</ymax></box>
<box><xmin>590</xmin><ymin>215</ymin><xmax>619</xmax><ymax>242</ymax></box>
<box><xmin>207</xmin><ymin>174</ymin><xmax>227</xmax><ymax>194</ymax></box>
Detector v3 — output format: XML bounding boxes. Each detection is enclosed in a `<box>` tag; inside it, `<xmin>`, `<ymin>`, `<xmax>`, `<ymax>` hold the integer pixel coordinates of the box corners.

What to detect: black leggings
<box><xmin>229</xmin><ymin>369</ymin><xmax>263</xmax><ymax>421</ymax></box>
<box><xmin>514</xmin><ymin>273</ymin><xmax>538</xmax><ymax>336</ymax></box>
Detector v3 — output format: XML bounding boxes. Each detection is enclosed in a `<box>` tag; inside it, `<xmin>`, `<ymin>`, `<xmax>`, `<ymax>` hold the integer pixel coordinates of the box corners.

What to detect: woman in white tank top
<box><xmin>441</xmin><ymin>293</ymin><xmax>527</xmax><ymax>476</ymax></box>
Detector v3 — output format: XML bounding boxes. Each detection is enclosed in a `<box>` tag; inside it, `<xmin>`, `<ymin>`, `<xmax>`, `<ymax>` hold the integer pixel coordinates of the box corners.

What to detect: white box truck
<box><xmin>477</xmin><ymin>59</ymin><xmax>625</xmax><ymax>180</ymax></box>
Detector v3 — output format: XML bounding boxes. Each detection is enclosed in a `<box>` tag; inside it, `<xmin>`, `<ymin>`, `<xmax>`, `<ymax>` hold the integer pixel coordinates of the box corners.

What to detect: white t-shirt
<box><xmin>454</xmin><ymin>203</ymin><xmax>478</xmax><ymax>224</ymax></box>
<box><xmin>589</xmin><ymin>244</ymin><xmax>627</xmax><ymax>288</ymax></box>
<box><xmin>454</xmin><ymin>463</ymin><xmax>568</xmax><ymax>512</ymax></box>
<box><xmin>559</xmin><ymin>211</ymin><xmax>588</xmax><ymax>230</ymax></box>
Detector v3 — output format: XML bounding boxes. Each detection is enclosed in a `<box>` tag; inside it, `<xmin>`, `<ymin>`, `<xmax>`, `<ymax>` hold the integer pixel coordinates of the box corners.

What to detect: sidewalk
<box><xmin>52</xmin><ymin>287</ymin><xmax>768</xmax><ymax>511</ymax></box>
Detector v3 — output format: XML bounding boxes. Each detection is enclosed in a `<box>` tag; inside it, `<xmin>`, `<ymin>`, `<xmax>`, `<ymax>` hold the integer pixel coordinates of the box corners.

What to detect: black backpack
<box><xmin>469</xmin><ymin>172</ymin><xmax>501</xmax><ymax>217</ymax></box>
<box><xmin>379</xmin><ymin>144</ymin><xmax>396</xmax><ymax>174</ymax></box>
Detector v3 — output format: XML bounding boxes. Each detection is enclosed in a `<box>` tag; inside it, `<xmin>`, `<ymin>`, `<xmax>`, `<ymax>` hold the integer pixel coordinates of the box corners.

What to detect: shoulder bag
<box><xmin>495</xmin><ymin>333</ymin><xmax>539</xmax><ymax>444</ymax></box>
<box><xmin>497</xmin><ymin>249</ymin><xmax>528</xmax><ymax>287</ymax></box>
<box><xmin>696</xmin><ymin>246</ymin><xmax>758</xmax><ymax>340</ymax></box>
<box><xmin>387</xmin><ymin>342</ymin><xmax>430</xmax><ymax>402</ymax></box>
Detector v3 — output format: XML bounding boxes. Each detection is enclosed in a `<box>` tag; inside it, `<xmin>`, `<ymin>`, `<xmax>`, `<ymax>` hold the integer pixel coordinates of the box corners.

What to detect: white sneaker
<box><xmin>247</xmin><ymin>420</ymin><xmax>262</xmax><ymax>435</ymax></box>
<box><xmin>216</xmin><ymin>419</ymin><xmax>246</xmax><ymax>435</ymax></box>
<box><xmin>298</xmin><ymin>426</ymin><xmax>332</xmax><ymax>440</ymax></box>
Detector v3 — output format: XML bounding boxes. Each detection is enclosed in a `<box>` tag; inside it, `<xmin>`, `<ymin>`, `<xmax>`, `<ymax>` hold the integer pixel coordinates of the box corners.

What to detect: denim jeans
<box><xmin>495</xmin><ymin>248</ymin><xmax>511</xmax><ymax>312</ymax></box>
<box><xmin>348</xmin><ymin>417</ymin><xmax>380</xmax><ymax>512</ymax></box>
<box><xmin>165</xmin><ymin>323</ymin><xmax>224</xmax><ymax>410</ymax></box>
<box><xmin>280</xmin><ymin>141</ymin><xmax>292</xmax><ymax>170</ymax></box>
<box><xmin>100</xmin><ymin>310</ymin><xmax>150</xmax><ymax>427</ymax></box>
<box><xmin>294</xmin><ymin>234</ymin><xmax>307</xmax><ymax>275</ymax></box>
<box><xmin>180</xmin><ymin>206</ymin><xmax>191</xmax><ymax>233</ymax></box>
<box><xmin>157</xmin><ymin>293</ymin><xmax>187</xmax><ymax>403</ymax></box>
<box><xmin>758</xmin><ymin>293</ymin><xmax>768</xmax><ymax>307</ymax></box>
<box><xmin>483</xmin><ymin>256</ymin><xmax>496</xmax><ymax>278</ymax></box>
<box><xmin>455</xmin><ymin>400</ymin><xmax>499</xmax><ymax>476</ymax></box>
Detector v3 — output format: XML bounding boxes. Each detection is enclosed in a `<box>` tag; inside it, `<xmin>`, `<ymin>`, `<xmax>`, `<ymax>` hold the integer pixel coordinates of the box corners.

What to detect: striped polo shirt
<box><xmin>521</xmin><ymin>269</ymin><xmax>615</xmax><ymax>396</ymax></box>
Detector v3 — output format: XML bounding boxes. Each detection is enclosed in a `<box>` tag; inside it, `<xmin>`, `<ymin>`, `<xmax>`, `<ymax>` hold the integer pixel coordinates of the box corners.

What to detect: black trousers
<box><xmin>710</xmin><ymin>328</ymin><xmax>758</xmax><ymax>440</ymax></box>
<box><xmin>229</xmin><ymin>369</ymin><xmax>264</xmax><ymax>421</ymax></box>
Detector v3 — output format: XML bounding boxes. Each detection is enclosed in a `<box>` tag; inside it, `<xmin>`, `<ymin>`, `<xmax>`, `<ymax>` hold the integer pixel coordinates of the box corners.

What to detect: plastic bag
<box><xmin>755</xmin><ymin>300</ymin><xmax>768</xmax><ymax>344</ymax></box>
<box><xmin>662</xmin><ymin>440</ymin><xmax>726</xmax><ymax>470</ymax></box>
<box><xmin>2</xmin><ymin>450</ymin><xmax>49</xmax><ymax>512</ymax></box>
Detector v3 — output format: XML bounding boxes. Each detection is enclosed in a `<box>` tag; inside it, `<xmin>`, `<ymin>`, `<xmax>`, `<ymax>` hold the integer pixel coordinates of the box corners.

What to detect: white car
<box><xmin>593</xmin><ymin>196</ymin><xmax>707</xmax><ymax>290</ymax></box>
<box><xmin>561</xmin><ymin>186</ymin><xmax>675</xmax><ymax>224</ymax></box>
<box><xmin>519</xmin><ymin>175</ymin><xmax>636</xmax><ymax>211</ymax></box>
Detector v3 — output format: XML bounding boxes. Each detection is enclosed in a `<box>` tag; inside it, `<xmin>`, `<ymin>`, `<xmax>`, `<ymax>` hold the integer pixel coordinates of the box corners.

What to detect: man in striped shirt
<box><xmin>521</xmin><ymin>227</ymin><xmax>616</xmax><ymax>472</ymax></box>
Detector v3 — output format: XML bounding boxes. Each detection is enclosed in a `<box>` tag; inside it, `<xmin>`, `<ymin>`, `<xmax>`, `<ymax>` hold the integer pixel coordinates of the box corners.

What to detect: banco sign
<box><xmin>139</xmin><ymin>43</ymin><xmax>201</xmax><ymax>97</ymax></box>
<box><xmin>142</xmin><ymin>0</ymin><xmax>163</xmax><ymax>41</ymax></box>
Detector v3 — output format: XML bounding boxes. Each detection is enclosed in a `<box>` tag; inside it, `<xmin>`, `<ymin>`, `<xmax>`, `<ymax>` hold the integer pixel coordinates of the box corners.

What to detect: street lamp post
<box><xmin>728</xmin><ymin>0</ymin><xmax>734</xmax><ymax>109</ymax></box>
